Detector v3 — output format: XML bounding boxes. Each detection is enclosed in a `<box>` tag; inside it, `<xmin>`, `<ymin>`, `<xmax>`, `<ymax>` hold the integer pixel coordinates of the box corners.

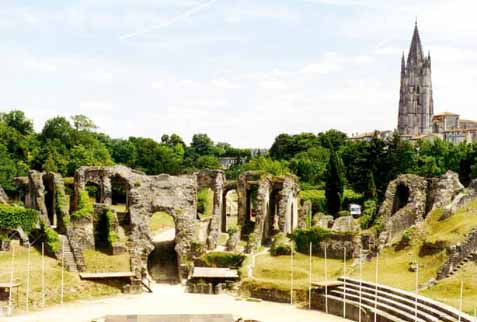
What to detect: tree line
<box><xmin>2</xmin><ymin>109</ymin><xmax>477</xmax><ymax>219</ymax></box>
<box><xmin>0</xmin><ymin>110</ymin><xmax>250</xmax><ymax>193</ymax></box>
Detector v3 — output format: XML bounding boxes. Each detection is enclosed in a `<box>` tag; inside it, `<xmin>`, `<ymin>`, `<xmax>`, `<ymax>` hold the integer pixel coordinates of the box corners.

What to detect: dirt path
<box><xmin>3</xmin><ymin>284</ymin><xmax>350</xmax><ymax>322</ymax></box>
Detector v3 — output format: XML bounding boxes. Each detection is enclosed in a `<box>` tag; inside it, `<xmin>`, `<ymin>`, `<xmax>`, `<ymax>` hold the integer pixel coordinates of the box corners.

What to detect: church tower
<box><xmin>397</xmin><ymin>22</ymin><xmax>434</xmax><ymax>136</ymax></box>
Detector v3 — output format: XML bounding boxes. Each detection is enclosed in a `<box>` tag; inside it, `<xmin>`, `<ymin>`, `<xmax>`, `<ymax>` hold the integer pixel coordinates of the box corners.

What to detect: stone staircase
<box><xmin>447</xmin><ymin>252</ymin><xmax>477</xmax><ymax>277</ymax></box>
<box><xmin>312</xmin><ymin>277</ymin><xmax>473</xmax><ymax>322</ymax></box>
<box><xmin>58</xmin><ymin>234</ymin><xmax>79</xmax><ymax>273</ymax></box>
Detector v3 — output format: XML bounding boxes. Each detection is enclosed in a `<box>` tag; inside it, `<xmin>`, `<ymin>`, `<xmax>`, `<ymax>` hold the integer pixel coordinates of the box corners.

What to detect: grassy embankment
<box><xmin>247</xmin><ymin>199</ymin><xmax>477</xmax><ymax>313</ymax></box>
<box><xmin>0</xmin><ymin>244</ymin><xmax>125</xmax><ymax>313</ymax></box>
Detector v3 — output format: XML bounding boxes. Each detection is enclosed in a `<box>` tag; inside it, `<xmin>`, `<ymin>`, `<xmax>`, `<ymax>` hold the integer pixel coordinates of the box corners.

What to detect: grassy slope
<box><xmin>0</xmin><ymin>245</ymin><xmax>123</xmax><ymax>313</ymax></box>
<box><xmin>247</xmin><ymin>252</ymin><xmax>350</xmax><ymax>291</ymax></box>
<box><xmin>247</xmin><ymin>200</ymin><xmax>477</xmax><ymax>313</ymax></box>
<box><xmin>83</xmin><ymin>250</ymin><xmax>131</xmax><ymax>273</ymax></box>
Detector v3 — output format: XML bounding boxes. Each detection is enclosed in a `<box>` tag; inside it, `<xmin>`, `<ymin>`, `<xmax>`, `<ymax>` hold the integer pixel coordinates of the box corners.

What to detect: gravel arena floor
<box><xmin>2</xmin><ymin>284</ymin><xmax>350</xmax><ymax>322</ymax></box>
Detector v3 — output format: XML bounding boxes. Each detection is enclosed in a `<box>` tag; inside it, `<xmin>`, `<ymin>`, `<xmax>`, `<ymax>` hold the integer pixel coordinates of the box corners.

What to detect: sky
<box><xmin>1</xmin><ymin>0</ymin><xmax>476</xmax><ymax>148</ymax></box>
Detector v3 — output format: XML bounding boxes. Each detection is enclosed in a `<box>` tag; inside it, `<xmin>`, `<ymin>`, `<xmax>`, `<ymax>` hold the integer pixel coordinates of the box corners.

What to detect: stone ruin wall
<box><xmin>236</xmin><ymin>171</ymin><xmax>300</xmax><ymax>253</ymax></box>
<box><xmin>378</xmin><ymin>170</ymin><xmax>464</xmax><ymax>244</ymax></box>
<box><xmin>13</xmin><ymin>166</ymin><xmax>303</xmax><ymax>289</ymax></box>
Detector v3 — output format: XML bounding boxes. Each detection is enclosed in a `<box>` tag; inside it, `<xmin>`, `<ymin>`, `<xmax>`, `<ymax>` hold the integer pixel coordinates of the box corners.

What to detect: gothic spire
<box><xmin>407</xmin><ymin>21</ymin><xmax>424</xmax><ymax>65</ymax></box>
<box><xmin>401</xmin><ymin>52</ymin><xmax>406</xmax><ymax>74</ymax></box>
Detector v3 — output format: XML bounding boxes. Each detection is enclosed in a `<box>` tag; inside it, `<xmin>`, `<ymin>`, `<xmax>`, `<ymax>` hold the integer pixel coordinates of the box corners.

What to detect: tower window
<box><xmin>417</xmin><ymin>97</ymin><xmax>421</xmax><ymax>105</ymax></box>
<box><xmin>416</xmin><ymin>86</ymin><xmax>420</xmax><ymax>94</ymax></box>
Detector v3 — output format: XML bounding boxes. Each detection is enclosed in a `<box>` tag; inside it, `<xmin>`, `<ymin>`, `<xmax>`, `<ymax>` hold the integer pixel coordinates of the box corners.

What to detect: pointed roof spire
<box><xmin>407</xmin><ymin>21</ymin><xmax>424</xmax><ymax>65</ymax></box>
<box><xmin>401</xmin><ymin>52</ymin><xmax>406</xmax><ymax>73</ymax></box>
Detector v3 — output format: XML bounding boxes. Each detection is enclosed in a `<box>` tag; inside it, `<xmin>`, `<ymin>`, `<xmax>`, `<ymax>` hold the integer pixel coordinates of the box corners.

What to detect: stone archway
<box><xmin>147</xmin><ymin>209</ymin><xmax>178</xmax><ymax>283</ymax></box>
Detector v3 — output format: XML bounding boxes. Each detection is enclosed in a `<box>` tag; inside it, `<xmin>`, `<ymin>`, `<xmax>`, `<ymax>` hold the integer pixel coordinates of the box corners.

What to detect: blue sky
<box><xmin>1</xmin><ymin>0</ymin><xmax>476</xmax><ymax>147</ymax></box>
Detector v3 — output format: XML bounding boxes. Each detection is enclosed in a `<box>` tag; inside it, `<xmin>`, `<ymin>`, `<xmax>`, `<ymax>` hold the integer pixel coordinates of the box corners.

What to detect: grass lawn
<box><xmin>150</xmin><ymin>211</ymin><xmax>175</xmax><ymax>234</ymax></box>
<box><xmin>424</xmin><ymin>199</ymin><xmax>477</xmax><ymax>244</ymax></box>
<box><xmin>421</xmin><ymin>261</ymin><xmax>477</xmax><ymax>314</ymax></box>
<box><xmin>0</xmin><ymin>244</ymin><xmax>123</xmax><ymax>313</ymax></box>
<box><xmin>247</xmin><ymin>252</ymin><xmax>350</xmax><ymax>291</ymax></box>
<box><xmin>83</xmin><ymin>249</ymin><xmax>131</xmax><ymax>273</ymax></box>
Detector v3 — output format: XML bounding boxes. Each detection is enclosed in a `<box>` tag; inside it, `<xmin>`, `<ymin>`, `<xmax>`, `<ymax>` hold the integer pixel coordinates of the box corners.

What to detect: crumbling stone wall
<box><xmin>237</xmin><ymin>171</ymin><xmax>300</xmax><ymax>252</ymax></box>
<box><xmin>378</xmin><ymin>174</ymin><xmax>428</xmax><ymax>242</ymax></box>
<box><xmin>436</xmin><ymin>229</ymin><xmax>477</xmax><ymax>280</ymax></box>
<box><xmin>378</xmin><ymin>171</ymin><xmax>467</xmax><ymax>244</ymax></box>
<box><xmin>74</xmin><ymin>166</ymin><xmax>198</xmax><ymax>285</ymax></box>
<box><xmin>427</xmin><ymin>171</ymin><xmax>464</xmax><ymax>212</ymax></box>
<box><xmin>0</xmin><ymin>186</ymin><xmax>8</xmax><ymax>204</ymax></box>
<box><xmin>196</xmin><ymin>170</ymin><xmax>225</xmax><ymax>250</ymax></box>
<box><xmin>277</xmin><ymin>176</ymin><xmax>299</xmax><ymax>234</ymax></box>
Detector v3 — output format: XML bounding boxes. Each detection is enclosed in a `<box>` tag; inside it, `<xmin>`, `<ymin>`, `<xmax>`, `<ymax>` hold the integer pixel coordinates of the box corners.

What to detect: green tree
<box><xmin>325</xmin><ymin>146</ymin><xmax>345</xmax><ymax>216</ymax></box>
<box><xmin>364</xmin><ymin>170</ymin><xmax>377</xmax><ymax>200</ymax></box>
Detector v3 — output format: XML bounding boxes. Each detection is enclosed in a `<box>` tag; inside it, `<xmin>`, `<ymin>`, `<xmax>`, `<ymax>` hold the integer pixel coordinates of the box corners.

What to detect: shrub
<box><xmin>227</xmin><ymin>226</ymin><xmax>239</xmax><ymax>236</ymax></box>
<box><xmin>55</xmin><ymin>181</ymin><xmax>70</xmax><ymax>228</ymax></box>
<box><xmin>201</xmin><ymin>251</ymin><xmax>245</xmax><ymax>268</ymax></box>
<box><xmin>41</xmin><ymin>221</ymin><xmax>61</xmax><ymax>254</ymax></box>
<box><xmin>270</xmin><ymin>233</ymin><xmax>292</xmax><ymax>256</ymax></box>
<box><xmin>72</xmin><ymin>190</ymin><xmax>94</xmax><ymax>219</ymax></box>
<box><xmin>338</xmin><ymin>210</ymin><xmax>351</xmax><ymax>217</ymax></box>
<box><xmin>0</xmin><ymin>204</ymin><xmax>39</xmax><ymax>233</ymax></box>
<box><xmin>360</xmin><ymin>199</ymin><xmax>378</xmax><ymax>229</ymax></box>
<box><xmin>95</xmin><ymin>207</ymin><xmax>118</xmax><ymax>249</ymax></box>
<box><xmin>396</xmin><ymin>227</ymin><xmax>415</xmax><ymax>250</ymax></box>
<box><xmin>105</xmin><ymin>208</ymin><xmax>119</xmax><ymax>245</ymax></box>
<box><xmin>292</xmin><ymin>226</ymin><xmax>333</xmax><ymax>254</ymax></box>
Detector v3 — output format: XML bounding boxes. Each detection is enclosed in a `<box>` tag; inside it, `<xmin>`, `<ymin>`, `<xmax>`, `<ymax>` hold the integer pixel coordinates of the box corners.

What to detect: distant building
<box><xmin>396</xmin><ymin>22</ymin><xmax>477</xmax><ymax>143</ymax></box>
<box><xmin>250</xmin><ymin>148</ymin><xmax>268</xmax><ymax>158</ymax></box>
<box><xmin>218</xmin><ymin>157</ymin><xmax>242</xmax><ymax>170</ymax></box>
<box><xmin>350</xmin><ymin>130</ymin><xmax>393</xmax><ymax>142</ymax></box>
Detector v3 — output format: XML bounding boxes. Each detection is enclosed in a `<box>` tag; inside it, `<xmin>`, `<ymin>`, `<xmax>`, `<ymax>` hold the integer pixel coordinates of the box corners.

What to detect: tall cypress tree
<box><xmin>325</xmin><ymin>146</ymin><xmax>345</xmax><ymax>217</ymax></box>
<box><xmin>365</xmin><ymin>169</ymin><xmax>377</xmax><ymax>200</ymax></box>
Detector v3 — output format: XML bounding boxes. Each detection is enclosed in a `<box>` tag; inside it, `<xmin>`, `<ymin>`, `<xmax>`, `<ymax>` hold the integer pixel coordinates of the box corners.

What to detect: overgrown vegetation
<box><xmin>71</xmin><ymin>190</ymin><xmax>94</xmax><ymax>219</ymax></box>
<box><xmin>40</xmin><ymin>221</ymin><xmax>61</xmax><ymax>254</ymax></box>
<box><xmin>197</xmin><ymin>188</ymin><xmax>214</xmax><ymax>218</ymax></box>
<box><xmin>270</xmin><ymin>233</ymin><xmax>292</xmax><ymax>256</ymax></box>
<box><xmin>0</xmin><ymin>204</ymin><xmax>39</xmax><ymax>233</ymax></box>
<box><xmin>199</xmin><ymin>251</ymin><xmax>245</xmax><ymax>268</ymax></box>
<box><xmin>95</xmin><ymin>207</ymin><xmax>119</xmax><ymax>249</ymax></box>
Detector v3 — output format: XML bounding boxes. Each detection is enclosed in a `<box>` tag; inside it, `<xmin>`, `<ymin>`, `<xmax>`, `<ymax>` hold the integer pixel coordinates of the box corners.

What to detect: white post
<box><xmin>7</xmin><ymin>245</ymin><xmax>15</xmax><ymax>316</ymax></box>
<box><xmin>359</xmin><ymin>249</ymin><xmax>362</xmax><ymax>322</ymax></box>
<box><xmin>42</xmin><ymin>242</ymin><xmax>45</xmax><ymax>307</ymax></box>
<box><xmin>374</xmin><ymin>252</ymin><xmax>378</xmax><ymax>322</ymax></box>
<box><xmin>324</xmin><ymin>243</ymin><xmax>328</xmax><ymax>314</ymax></box>
<box><xmin>26</xmin><ymin>244</ymin><xmax>31</xmax><ymax>312</ymax></box>
<box><xmin>343</xmin><ymin>246</ymin><xmax>346</xmax><ymax>319</ymax></box>
<box><xmin>459</xmin><ymin>280</ymin><xmax>463</xmax><ymax>322</ymax></box>
<box><xmin>474</xmin><ymin>307</ymin><xmax>476</xmax><ymax>322</ymax></box>
<box><xmin>61</xmin><ymin>239</ymin><xmax>65</xmax><ymax>305</ymax></box>
<box><xmin>415</xmin><ymin>262</ymin><xmax>419</xmax><ymax>322</ymax></box>
<box><xmin>309</xmin><ymin>242</ymin><xmax>312</xmax><ymax>310</ymax></box>
<box><xmin>290</xmin><ymin>241</ymin><xmax>294</xmax><ymax>305</ymax></box>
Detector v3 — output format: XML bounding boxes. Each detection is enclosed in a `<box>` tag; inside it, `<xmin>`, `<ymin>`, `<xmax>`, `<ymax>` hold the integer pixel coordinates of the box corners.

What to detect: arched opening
<box><xmin>242</xmin><ymin>186</ymin><xmax>258</xmax><ymax>237</ymax></box>
<box><xmin>197</xmin><ymin>187</ymin><xmax>214</xmax><ymax>220</ymax></box>
<box><xmin>85</xmin><ymin>181</ymin><xmax>101</xmax><ymax>204</ymax></box>
<box><xmin>111</xmin><ymin>175</ymin><xmax>128</xmax><ymax>212</ymax></box>
<box><xmin>224</xmin><ymin>189</ymin><xmax>238</xmax><ymax>231</ymax></box>
<box><xmin>392</xmin><ymin>184</ymin><xmax>410</xmax><ymax>214</ymax></box>
<box><xmin>147</xmin><ymin>211</ymin><xmax>178</xmax><ymax>284</ymax></box>
<box><xmin>42</xmin><ymin>175</ymin><xmax>56</xmax><ymax>227</ymax></box>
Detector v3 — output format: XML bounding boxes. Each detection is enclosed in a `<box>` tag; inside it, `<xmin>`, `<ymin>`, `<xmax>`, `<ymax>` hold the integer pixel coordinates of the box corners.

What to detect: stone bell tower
<box><xmin>397</xmin><ymin>22</ymin><xmax>434</xmax><ymax>136</ymax></box>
